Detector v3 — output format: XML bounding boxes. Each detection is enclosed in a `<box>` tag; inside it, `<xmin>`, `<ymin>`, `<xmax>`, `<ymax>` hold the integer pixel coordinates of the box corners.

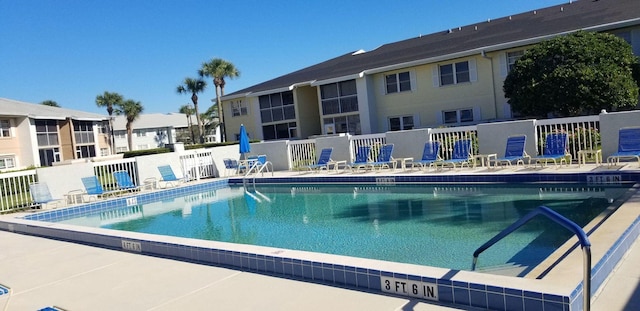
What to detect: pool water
<box><xmin>57</xmin><ymin>183</ymin><xmax>629</xmax><ymax>271</ymax></box>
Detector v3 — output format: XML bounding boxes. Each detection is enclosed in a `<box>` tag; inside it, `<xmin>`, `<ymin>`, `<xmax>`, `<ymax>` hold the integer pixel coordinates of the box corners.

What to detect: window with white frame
<box><xmin>114</xmin><ymin>131</ymin><xmax>126</xmax><ymax>139</ymax></box>
<box><xmin>76</xmin><ymin>145</ymin><xmax>96</xmax><ymax>158</ymax></box>
<box><xmin>100</xmin><ymin>148</ymin><xmax>109</xmax><ymax>157</ymax></box>
<box><xmin>35</xmin><ymin>120</ymin><xmax>59</xmax><ymax>147</ymax></box>
<box><xmin>385</xmin><ymin>71</ymin><xmax>411</xmax><ymax>94</ymax></box>
<box><xmin>262</xmin><ymin>122</ymin><xmax>296</xmax><ymax>140</ymax></box>
<box><xmin>38</xmin><ymin>147</ymin><xmax>60</xmax><ymax>167</ymax></box>
<box><xmin>134</xmin><ymin>130</ymin><xmax>146</xmax><ymax>137</ymax></box>
<box><xmin>320</xmin><ymin>80</ymin><xmax>358</xmax><ymax>115</ymax></box>
<box><xmin>440</xmin><ymin>61</ymin><xmax>470</xmax><ymax>85</ymax></box>
<box><xmin>507</xmin><ymin>50</ymin><xmax>525</xmax><ymax>73</ymax></box>
<box><xmin>137</xmin><ymin>144</ymin><xmax>149</xmax><ymax>150</ymax></box>
<box><xmin>231</xmin><ymin>100</ymin><xmax>248</xmax><ymax>117</ymax></box>
<box><xmin>0</xmin><ymin>120</ymin><xmax>11</xmax><ymax>137</ymax></box>
<box><xmin>442</xmin><ymin>108</ymin><xmax>474</xmax><ymax>124</ymax></box>
<box><xmin>0</xmin><ymin>155</ymin><xmax>16</xmax><ymax>169</ymax></box>
<box><xmin>389</xmin><ymin>116</ymin><xmax>415</xmax><ymax>131</ymax></box>
<box><xmin>323</xmin><ymin>115</ymin><xmax>361</xmax><ymax>135</ymax></box>
<box><xmin>116</xmin><ymin>146</ymin><xmax>128</xmax><ymax>153</ymax></box>
<box><xmin>73</xmin><ymin>121</ymin><xmax>95</xmax><ymax>144</ymax></box>
<box><xmin>259</xmin><ymin>91</ymin><xmax>295</xmax><ymax>123</ymax></box>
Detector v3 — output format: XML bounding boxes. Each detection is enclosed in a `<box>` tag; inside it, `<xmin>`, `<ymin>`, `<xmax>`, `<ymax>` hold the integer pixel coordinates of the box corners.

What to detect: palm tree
<box><xmin>114</xmin><ymin>99</ymin><xmax>144</xmax><ymax>152</ymax></box>
<box><xmin>40</xmin><ymin>100</ymin><xmax>60</xmax><ymax>107</ymax></box>
<box><xmin>199</xmin><ymin>58</ymin><xmax>240</xmax><ymax>142</ymax></box>
<box><xmin>96</xmin><ymin>91</ymin><xmax>124</xmax><ymax>154</ymax></box>
<box><xmin>179</xmin><ymin>104</ymin><xmax>196</xmax><ymax>143</ymax></box>
<box><xmin>177</xmin><ymin>78</ymin><xmax>207</xmax><ymax>143</ymax></box>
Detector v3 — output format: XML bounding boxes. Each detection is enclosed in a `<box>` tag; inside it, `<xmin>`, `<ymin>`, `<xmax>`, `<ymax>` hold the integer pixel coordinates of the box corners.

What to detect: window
<box><xmin>231</xmin><ymin>100</ymin><xmax>248</xmax><ymax>117</ymax></box>
<box><xmin>35</xmin><ymin>120</ymin><xmax>59</xmax><ymax>147</ymax></box>
<box><xmin>114</xmin><ymin>131</ymin><xmax>126</xmax><ymax>139</ymax></box>
<box><xmin>436</xmin><ymin>60</ymin><xmax>476</xmax><ymax>86</ymax></box>
<box><xmin>39</xmin><ymin>147</ymin><xmax>60</xmax><ymax>167</ymax></box>
<box><xmin>259</xmin><ymin>91</ymin><xmax>295</xmax><ymax>123</ymax></box>
<box><xmin>134</xmin><ymin>130</ymin><xmax>146</xmax><ymax>137</ymax></box>
<box><xmin>262</xmin><ymin>122</ymin><xmax>297</xmax><ymax>140</ymax></box>
<box><xmin>74</xmin><ymin>121</ymin><xmax>95</xmax><ymax>144</ymax></box>
<box><xmin>442</xmin><ymin>108</ymin><xmax>474</xmax><ymax>124</ymax></box>
<box><xmin>100</xmin><ymin>148</ymin><xmax>109</xmax><ymax>157</ymax></box>
<box><xmin>0</xmin><ymin>155</ymin><xmax>16</xmax><ymax>169</ymax></box>
<box><xmin>385</xmin><ymin>71</ymin><xmax>411</xmax><ymax>94</ymax></box>
<box><xmin>0</xmin><ymin>120</ymin><xmax>11</xmax><ymax>137</ymax></box>
<box><xmin>116</xmin><ymin>146</ymin><xmax>128</xmax><ymax>153</ymax></box>
<box><xmin>137</xmin><ymin>144</ymin><xmax>149</xmax><ymax>150</ymax></box>
<box><xmin>389</xmin><ymin>116</ymin><xmax>414</xmax><ymax>131</ymax></box>
<box><xmin>320</xmin><ymin>80</ymin><xmax>358</xmax><ymax>115</ymax></box>
<box><xmin>323</xmin><ymin>115</ymin><xmax>361</xmax><ymax>135</ymax></box>
<box><xmin>76</xmin><ymin>145</ymin><xmax>96</xmax><ymax>158</ymax></box>
<box><xmin>507</xmin><ymin>50</ymin><xmax>525</xmax><ymax>73</ymax></box>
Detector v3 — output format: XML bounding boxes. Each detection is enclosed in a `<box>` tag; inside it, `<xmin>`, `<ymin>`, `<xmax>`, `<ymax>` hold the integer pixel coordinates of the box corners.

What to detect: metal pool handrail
<box><xmin>471</xmin><ymin>205</ymin><xmax>592</xmax><ymax>311</ymax></box>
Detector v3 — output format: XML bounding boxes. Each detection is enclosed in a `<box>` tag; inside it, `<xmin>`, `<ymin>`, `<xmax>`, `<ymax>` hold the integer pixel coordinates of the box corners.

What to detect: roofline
<box><xmin>310</xmin><ymin>73</ymin><xmax>364</xmax><ymax>86</ymax></box>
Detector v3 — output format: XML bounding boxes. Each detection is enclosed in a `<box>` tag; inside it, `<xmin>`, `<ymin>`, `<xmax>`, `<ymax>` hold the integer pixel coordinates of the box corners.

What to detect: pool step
<box><xmin>476</xmin><ymin>263</ymin><xmax>529</xmax><ymax>277</ymax></box>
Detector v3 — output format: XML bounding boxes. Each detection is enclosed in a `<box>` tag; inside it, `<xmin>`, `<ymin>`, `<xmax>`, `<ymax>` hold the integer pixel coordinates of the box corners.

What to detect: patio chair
<box><xmin>157</xmin><ymin>165</ymin><xmax>186</xmax><ymax>188</ymax></box>
<box><xmin>347</xmin><ymin>146</ymin><xmax>372</xmax><ymax>172</ymax></box>
<box><xmin>491</xmin><ymin>135</ymin><xmax>530</xmax><ymax>168</ymax></box>
<box><xmin>81</xmin><ymin>176</ymin><xmax>121</xmax><ymax>200</ymax></box>
<box><xmin>305</xmin><ymin>148</ymin><xmax>333</xmax><ymax>171</ymax></box>
<box><xmin>607</xmin><ymin>126</ymin><xmax>640</xmax><ymax>167</ymax></box>
<box><xmin>409</xmin><ymin>141</ymin><xmax>442</xmax><ymax>170</ymax></box>
<box><xmin>113</xmin><ymin>170</ymin><xmax>142</xmax><ymax>192</ymax></box>
<box><xmin>366</xmin><ymin>144</ymin><xmax>396</xmax><ymax>171</ymax></box>
<box><xmin>437</xmin><ymin>139</ymin><xmax>473</xmax><ymax>169</ymax></box>
<box><xmin>223</xmin><ymin>158</ymin><xmax>246</xmax><ymax>176</ymax></box>
<box><xmin>531</xmin><ymin>133</ymin><xmax>571</xmax><ymax>168</ymax></box>
<box><xmin>29</xmin><ymin>182</ymin><xmax>65</xmax><ymax>209</ymax></box>
<box><xmin>244</xmin><ymin>155</ymin><xmax>273</xmax><ymax>176</ymax></box>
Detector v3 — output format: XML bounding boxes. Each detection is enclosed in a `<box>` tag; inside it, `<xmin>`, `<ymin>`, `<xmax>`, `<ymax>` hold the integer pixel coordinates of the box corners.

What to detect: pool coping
<box><xmin>1</xmin><ymin>170</ymin><xmax>639</xmax><ymax>311</ymax></box>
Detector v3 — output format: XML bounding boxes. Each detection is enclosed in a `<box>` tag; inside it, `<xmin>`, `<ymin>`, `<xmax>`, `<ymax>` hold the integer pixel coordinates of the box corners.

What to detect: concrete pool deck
<box><xmin>1</xmin><ymin>163</ymin><xmax>639</xmax><ymax>310</ymax></box>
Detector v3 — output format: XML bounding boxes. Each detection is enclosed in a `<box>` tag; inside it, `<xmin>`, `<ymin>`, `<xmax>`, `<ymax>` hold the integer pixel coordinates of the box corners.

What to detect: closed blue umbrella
<box><xmin>239</xmin><ymin>124</ymin><xmax>250</xmax><ymax>159</ymax></box>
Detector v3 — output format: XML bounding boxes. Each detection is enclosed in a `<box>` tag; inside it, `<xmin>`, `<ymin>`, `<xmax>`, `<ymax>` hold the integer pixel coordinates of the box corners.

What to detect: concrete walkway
<box><xmin>0</xmin><ymin>229</ymin><xmax>637</xmax><ymax>310</ymax></box>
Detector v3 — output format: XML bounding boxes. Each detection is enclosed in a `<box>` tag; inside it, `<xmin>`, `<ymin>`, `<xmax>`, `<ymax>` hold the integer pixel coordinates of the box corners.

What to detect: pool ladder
<box><xmin>471</xmin><ymin>206</ymin><xmax>592</xmax><ymax>311</ymax></box>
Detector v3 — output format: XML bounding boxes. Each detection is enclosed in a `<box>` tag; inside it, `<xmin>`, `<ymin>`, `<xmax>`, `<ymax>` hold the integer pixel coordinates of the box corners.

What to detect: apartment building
<box><xmin>221</xmin><ymin>0</ymin><xmax>640</xmax><ymax>141</ymax></box>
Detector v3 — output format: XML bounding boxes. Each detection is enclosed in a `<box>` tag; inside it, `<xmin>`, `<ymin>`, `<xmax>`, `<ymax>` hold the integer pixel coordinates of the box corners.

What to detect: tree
<box><xmin>96</xmin><ymin>91</ymin><xmax>124</xmax><ymax>154</ymax></box>
<box><xmin>504</xmin><ymin>31</ymin><xmax>639</xmax><ymax>118</ymax></box>
<box><xmin>179</xmin><ymin>104</ymin><xmax>196</xmax><ymax>143</ymax></box>
<box><xmin>114</xmin><ymin>99</ymin><xmax>144</xmax><ymax>152</ymax></box>
<box><xmin>40</xmin><ymin>100</ymin><xmax>60</xmax><ymax>107</ymax></box>
<box><xmin>177</xmin><ymin>78</ymin><xmax>207</xmax><ymax>143</ymax></box>
<box><xmin>199</xmin><ymin>58</ymin><xmax>240</xmax><ymax>142</ymax></box>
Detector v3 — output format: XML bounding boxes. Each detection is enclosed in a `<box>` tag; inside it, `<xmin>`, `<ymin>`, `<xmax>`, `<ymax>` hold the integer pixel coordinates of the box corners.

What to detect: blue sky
<box><xmin>1</xmin><ymin>0</ymin><xmax>568</xmax><ymax>115</ymax></box>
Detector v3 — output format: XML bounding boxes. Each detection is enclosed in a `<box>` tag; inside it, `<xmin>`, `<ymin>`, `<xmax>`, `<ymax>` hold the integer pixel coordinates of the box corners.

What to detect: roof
<box><xmin>0</xmin><ymin>98</ymin><xmax>107</xmax><ymax>121</ymax></box>
<box><xmin>112</xmin><ymin>113</ymin><xmax>192</xmax><ymax>131</ymax></box>
<box><xmin>224</xmin><ymin>0</ymin><xmax>640</xmax><ymax>99</ymax></box>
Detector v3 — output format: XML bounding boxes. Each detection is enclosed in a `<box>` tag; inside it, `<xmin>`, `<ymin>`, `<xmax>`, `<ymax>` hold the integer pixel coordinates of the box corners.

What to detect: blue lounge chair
<box><xmin>223</xmin><ymin>158</ymin><xmax>246</xmax><ymax>176</ymax></box>
<box><xmin>607</xmin><ymin>126</ymin><xmax>640</xmax><ymax>167</ymax></box>
<box><xmin>437</xmin><ymin>139</ymin><xmax>473</xmax><ymax>169</ymax></box>
<box><xmin>492</xmin><ymin>135</ymin><xmax>530</xmax><ymax>168</ymax></box>
<box><xmin>81</xmin><ymin>176</ymin><xmax>120</xmax><ymax>200</ymax></box>
<box><xmin>348</xmin><ymin>146</ymin><xmax>372</xmax><ymax>172</ymax></box>
<box><xmin>410</xmin><ymin>141</ymin><xmax>442</xmax><ymax>170</ymax></box>
<box><xmin>366</xmin><ymin>144</ymin><xmax>396</xmax><ymax>170</ymax></box>
<box><xmin>113</xmin><ymin>170</ymin><xmax>142</xmax><ymax>192</ymax></box>
<box><xmin>29</xmin><ymin>182</ymin><xmax>64</xmax><ymax>209</ymax></box>
<box><xmin>244</xmin><ymin>155</ymin><xmax>273</xmax><ymax>176</ymax></box>
<box><xmin>306</xmin><ymin>148</ymin><xmax>333</xmax><ymax>171</ymax></box>
<box><xmin>157</xmin><ymin>165</ymin><xmax>186</xmax><ymax>188</ymax></box>
<box><xmin>531</xmin><ymin>133</ymin><xmax>570</xmax><ymax>167</ymax></box>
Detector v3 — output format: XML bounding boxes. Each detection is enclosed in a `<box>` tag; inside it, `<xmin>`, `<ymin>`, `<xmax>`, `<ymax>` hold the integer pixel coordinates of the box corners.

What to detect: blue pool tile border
<box><xmin>5</xmin><ymin>174</ymin><xmax>640</xmax><ymax>311</ymax></box>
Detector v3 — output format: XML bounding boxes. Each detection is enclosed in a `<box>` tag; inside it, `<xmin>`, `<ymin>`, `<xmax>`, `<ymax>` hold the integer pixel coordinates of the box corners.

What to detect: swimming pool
<box><xmin>55</xmin><ymin>183</ymin><xmax>627</xmax><ymax>272</ymax></box>
<box><xmin>3</xmin><ymin>172</ymin><xmax>640</xmax><ymax>311</ymax></box>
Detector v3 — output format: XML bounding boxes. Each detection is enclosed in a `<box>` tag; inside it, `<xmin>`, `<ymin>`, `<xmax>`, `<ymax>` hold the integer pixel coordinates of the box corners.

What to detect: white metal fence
<box><xmin>179</xmin><ymin>149</ymin><xmax>216</xmax><ymax>181</ymax></box>
<box><xmin>350</xmin><ymin>133</ymin><xmax>386</xmax><ymax>162</ymax></box>
<box><xmin>535</xmin><ymin>116</ymin><xmax>600</xmax><ymax>161</ymax></box>
<box><xmin>0</xmin><ymin>170</ymin><xmax>38</xmax><ymax>212</ymax></box>
<box><xmin>430</xmin><ymin>126</ymin><xmax>478</xmax><ymax>160</ymax></box>
<box><xmin>288</xmin><ymin>139</ymin><xmax>316</xmax><ymax>169</ymax></box>
<box><xmin>92</xmin><ymin>158</ymin><xmax>139</xmax><ymax>191</ymax></box>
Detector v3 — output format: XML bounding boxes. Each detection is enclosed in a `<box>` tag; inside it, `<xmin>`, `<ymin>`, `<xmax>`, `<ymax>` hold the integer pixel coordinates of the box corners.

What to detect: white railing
<box><xmin>535</xmin><ymin>116</ymin><xmax>600</xmax><ymax>161</ymax></box>
<box><xmin>180</xmin><ymin>149</ymin><xmax>216</xmax><ymax>181</ymax></box>
<box><xmin>349</xmin><ymin>133</ymin><xmax>386</xmax><ymax>162</ymax></box>
<box><xmin>430</xmin><ymin>126</ymin><xmax>478</xmax><ymax>160</ymax></box>
<box><xmin>0</xmin><ymin>170</ymin><xmax>38</xmax><ymax>212</ymax></box>
<box><xmin>288</xmin><ymin>139</ymin><xmax>316</xmax><ymax>169</ymax></box>
<box><xmin>92</xmin><ymin>158</ymin><xmax>139</xmax><ymax>191</ymax></box>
